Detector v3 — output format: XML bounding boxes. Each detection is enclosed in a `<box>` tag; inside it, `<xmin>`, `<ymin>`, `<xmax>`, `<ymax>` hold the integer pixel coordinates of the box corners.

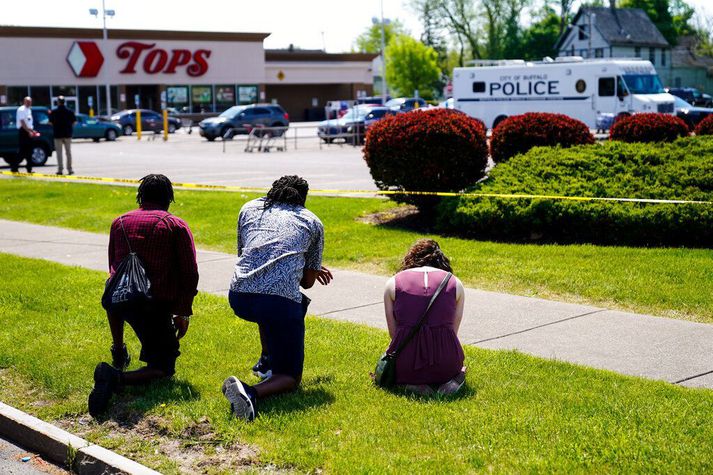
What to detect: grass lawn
<box><xmin>1</xmin><ymin>178</ymin><xmax>713</xmax><ymax>323</ymax></box>
<box><xmin>2</xmin><ymin>253</ymin><xmax>713</xmax><ymax>473</ymax></box>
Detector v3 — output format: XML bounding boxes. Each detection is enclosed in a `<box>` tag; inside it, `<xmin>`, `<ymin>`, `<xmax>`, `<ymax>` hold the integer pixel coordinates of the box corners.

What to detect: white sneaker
<box><xmin>222</xmin><ymin>376</ymin><xmax>256</xmax><ymax>421</ymax></box>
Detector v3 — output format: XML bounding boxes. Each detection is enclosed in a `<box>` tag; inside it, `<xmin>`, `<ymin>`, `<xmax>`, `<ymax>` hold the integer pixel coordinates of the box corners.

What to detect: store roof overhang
<box><xmin>0</xmin><ymin>25</ymin><xmax>270</xmax><ymax>42</ymax></box>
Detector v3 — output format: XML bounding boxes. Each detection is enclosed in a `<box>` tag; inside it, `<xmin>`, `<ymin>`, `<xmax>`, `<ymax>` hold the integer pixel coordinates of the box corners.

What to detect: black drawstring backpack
<box><xmin>101</xmin><ymin>216</ymin><xmax>153</xmax><ymax>312</ymax></box>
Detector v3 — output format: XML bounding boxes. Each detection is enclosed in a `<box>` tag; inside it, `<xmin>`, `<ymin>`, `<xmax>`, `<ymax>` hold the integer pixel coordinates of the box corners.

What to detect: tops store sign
<box><xmin>66</xmin><ymin>40</ymin><xmax>212</xmax><ymax>78</ymax></box>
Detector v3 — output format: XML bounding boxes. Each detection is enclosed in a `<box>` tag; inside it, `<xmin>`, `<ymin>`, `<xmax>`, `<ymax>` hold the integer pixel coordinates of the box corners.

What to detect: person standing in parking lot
<box><xmin>50</xmin><ymin>96</ymin><xmax>76</xmax><ymax>175</ymax></box>
<box><xmin>14</xmin><ymin>96</ymin><xmax>37</xmax><ymax>173</ymax></box>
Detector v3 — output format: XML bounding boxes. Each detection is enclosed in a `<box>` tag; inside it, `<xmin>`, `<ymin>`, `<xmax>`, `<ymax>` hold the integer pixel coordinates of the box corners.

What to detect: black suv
<box><xmin>109</xmin><ymin>109</ymin><xmax>182</xmax><ymax>136</ymax></box>
<box><xmin>665</xmin><ymin>87</ymin><xmax>713</xmax><ymax>107</ymax></box>
<box><xmin>0</xmin><ymin>106</ymin><xmax>54</xmax><ymax>167</ymax></box>
<box><xmin>198</xmin><ymin>104</ymin><xmax>289</xmax><ymax>141</ymax></box>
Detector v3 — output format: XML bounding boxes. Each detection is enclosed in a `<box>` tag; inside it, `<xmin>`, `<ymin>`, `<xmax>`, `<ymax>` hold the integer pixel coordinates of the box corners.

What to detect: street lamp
<box><xmin>89</xmin><ymin>1</ymin><xmax>115</xmax><ymax>116</ymax></box>
<box><xmin>372</xmin><ymin>4</ymin><xmax>389</xmax><ymax>104</ymax></box>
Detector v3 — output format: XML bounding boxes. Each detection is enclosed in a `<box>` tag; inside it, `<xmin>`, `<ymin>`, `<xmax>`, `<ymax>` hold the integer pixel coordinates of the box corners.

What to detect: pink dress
<box><xmin>387</xmin><ymin>269</ymin><xmax>465</xmax><ymax>385</ymax></box>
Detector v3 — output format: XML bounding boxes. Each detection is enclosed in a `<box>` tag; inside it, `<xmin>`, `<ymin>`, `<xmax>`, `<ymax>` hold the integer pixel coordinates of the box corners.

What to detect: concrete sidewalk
<box><xmin>1</xmin><ymin>218</ymin><xmax>712</xmax><ymax>389</ymax></box>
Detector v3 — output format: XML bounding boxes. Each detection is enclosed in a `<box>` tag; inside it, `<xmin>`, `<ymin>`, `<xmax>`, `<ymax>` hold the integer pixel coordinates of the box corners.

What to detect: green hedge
<box><xmin>437</xmin><ymin>136</ymin><xmax>713</xmax><ymax>247</ymax></box>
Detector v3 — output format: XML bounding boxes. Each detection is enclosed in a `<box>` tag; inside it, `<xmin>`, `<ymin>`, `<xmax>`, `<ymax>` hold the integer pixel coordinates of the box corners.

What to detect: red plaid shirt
<box><xmin>108</xmin><ymin>204</ymin><xmax>199</xmax><ymax>316</ymax></box>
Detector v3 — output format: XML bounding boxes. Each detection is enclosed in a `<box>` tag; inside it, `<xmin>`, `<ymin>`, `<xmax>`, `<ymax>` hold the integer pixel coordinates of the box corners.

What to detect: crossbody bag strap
<box><xmin>391</xmin><ymin>272</ymin><xmax>452</xmax><ymax>357</ymax></box>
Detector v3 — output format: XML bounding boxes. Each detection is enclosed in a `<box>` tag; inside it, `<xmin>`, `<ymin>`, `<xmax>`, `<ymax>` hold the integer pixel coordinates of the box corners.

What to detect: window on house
<box><xmin>579</xmin><ymin>24</ymin><xmax>588</xmax><ymax>40</ymax></box>
<box><xmin>661</xmin><ymin>49</ymin><xmax>666</xmax><ymax>66</ymax></box>
<box><xmin>595</xmin><ymin>48</ymin><xmax>604</xmax><ymax>58</ymax></box>
<box><xmin>649</xmin><ymin>48</ymin><xmax>656</xmax><ymax>64</ymax></box>
<box><xmin>634</xmin><ymin>47</ymin><xmax>641</xmax><ymax>57</ymax></box>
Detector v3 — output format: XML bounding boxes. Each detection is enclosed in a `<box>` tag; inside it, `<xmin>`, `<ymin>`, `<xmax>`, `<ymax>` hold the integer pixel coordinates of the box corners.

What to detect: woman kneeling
<box><xmin>383</xmin><ymin>239</ymin><xmax>466</xmax><ymax>395</ymax></box>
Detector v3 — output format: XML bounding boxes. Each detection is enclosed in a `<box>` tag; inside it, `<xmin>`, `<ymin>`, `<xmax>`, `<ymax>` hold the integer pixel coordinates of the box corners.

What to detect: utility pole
<box><xmin>90</xmin><ymin>0</ymin><xmax>115</xmax><ymax>116</ymax></box>
<box><xmin>379</xmin><ymin>0</ymin><xmax>388</xmax><ymax>104</ymax></box>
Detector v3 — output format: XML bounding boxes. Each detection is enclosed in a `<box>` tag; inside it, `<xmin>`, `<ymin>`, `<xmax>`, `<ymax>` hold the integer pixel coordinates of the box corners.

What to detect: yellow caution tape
<box><xmin>1</xmin><ymin>170</ymin><xmax>711</xmax><ymax>205</ymax></box>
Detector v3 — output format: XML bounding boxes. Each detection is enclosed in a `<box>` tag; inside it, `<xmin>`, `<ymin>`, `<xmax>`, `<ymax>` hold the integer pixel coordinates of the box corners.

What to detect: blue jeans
<box><xmin>228</xmin><ymin>291</ymin><xmax>309</xmax><ymax>379</ymax></box>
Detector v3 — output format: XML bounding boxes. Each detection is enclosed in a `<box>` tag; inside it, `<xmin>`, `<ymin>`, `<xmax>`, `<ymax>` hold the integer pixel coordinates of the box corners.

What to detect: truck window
<box><xmin>616</xmin><ymin>76</ymin><xmax>629</xmax><ymax>97</ymax></box>
<box><xmin>598</xmin><ymin>78</ymin><xmax>615</xmax><ymax>97</ymax></box>
<box><xmin>472</xmin><ymin>82</ymin><xmax>486</xmax><ymax>93</ymax></box>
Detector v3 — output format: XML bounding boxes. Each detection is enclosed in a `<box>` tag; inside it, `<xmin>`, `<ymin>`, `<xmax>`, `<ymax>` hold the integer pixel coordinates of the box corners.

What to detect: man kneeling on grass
<box><xmin>223</xmin><ymin>175</ymin><xmax>333</xmax><ymax>421</ymax></box>
<box><xmin>89</xmin><ymin>174</ymin><xmax>199</xmax><ymax>417</ymax></box>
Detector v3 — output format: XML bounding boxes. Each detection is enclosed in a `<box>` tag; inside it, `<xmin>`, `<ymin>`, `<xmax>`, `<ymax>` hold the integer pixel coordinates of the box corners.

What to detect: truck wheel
<box><xmin>105</xmin><ymin>129</ymin><xmax>118</xmax><ymax>141</ymax></box>
<box><xmin>29</xmin><ymin>144</ymin><xmax>49</xmax><ymax>166</ymax></box>
<box><xmin>168</xmin><ymin>123</ymin><xmax>176</xmax><ymax>134</ymax></box>
<box><xmin>123</xmin><ymin>124</ymin><xmax>133</xmax><ymax>136</ymax></box>
<box><xmin>492</xmin><ymin>115</ymin><xmax>508</xmax><ymax>130</ymax></box>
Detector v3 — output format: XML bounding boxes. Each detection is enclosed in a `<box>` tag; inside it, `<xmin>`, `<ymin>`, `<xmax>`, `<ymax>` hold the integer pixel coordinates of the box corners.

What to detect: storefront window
<box><xmin>167</xmin><ymin>86</ymin><xmax>189</xmax><ymax>112</ymax></box>
<box><xmin>53</xmin><ymin>85</ymin><xmax>77</xmax><ymax>97</ymax></box>
<box><xmin>7</xmin><ymin>86</ymin><xmax>28</xmax><ymax>106</ymax></box>
<box><xmin>238</xmin><ymin>85</ymin><xmax>258</xmax><ymax>105</ymax></box>
<box><xmin>97</xmin><ymin>86</ymin><xmax>119</xmax><ymax>116</ymax></box>
<box><xmin>192</xmin><ymin>86</ymin><xmax>212</xmax><ymax>112</ymax></box>
<box><xmin>216</xmin><ymin>85</ymin><xmax>235</xmax><ymax>111</ymax></box>
<box><xmin>78</xmin><ymin>86</ymin><xmax>98</xmax><ymax>114</ymax></box>
<box><xmin>29</xmin><ymin>86</ymin><xmax>50</xmax><ymax>107</ymax></box>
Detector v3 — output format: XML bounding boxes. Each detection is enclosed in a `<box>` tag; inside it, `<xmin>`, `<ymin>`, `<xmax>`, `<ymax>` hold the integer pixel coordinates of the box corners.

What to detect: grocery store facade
<box><xmin>0</xmin><ymin>26</ymin><xmax>376</xmax><ymax>121</ymax></box>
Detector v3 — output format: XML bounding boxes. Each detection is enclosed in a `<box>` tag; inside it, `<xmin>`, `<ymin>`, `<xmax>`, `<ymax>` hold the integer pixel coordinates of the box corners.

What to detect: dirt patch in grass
<box><xmin>56</xmin><ymin>413</ymin><xmax>266</xmax><ymax>474</ymax></box>
<box><xmin>358</xmin><ymin>205</ymin><xmax>435</xmax><ymax>232</ymax></box>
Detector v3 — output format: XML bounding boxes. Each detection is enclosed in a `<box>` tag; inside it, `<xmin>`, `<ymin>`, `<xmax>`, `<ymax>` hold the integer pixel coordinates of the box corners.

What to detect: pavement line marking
<box><xmin>3</xmin><ymin>171</ymin><xmax>712</xmax><ymax>205</ymax></box>
<box><xmin>316</xmin><ymin>301</ymin><xmax>383</xmax><ymax>316</ymax></box>
<box><xmin>672</xmin><ymin>369</ymin><xmax>713</xmax><ymax>385</ymax></box>
<box><xmin>469</xmin><ymin>309</ymin><xmax>608</xmax><ymax>345</ymax></box>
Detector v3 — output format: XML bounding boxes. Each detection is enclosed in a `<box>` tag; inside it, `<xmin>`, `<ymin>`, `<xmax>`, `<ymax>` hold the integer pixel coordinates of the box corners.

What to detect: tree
<box><xmin>354</xmin><ymin>20</ymin><xmax>407</xmax><ymax>53</ymax></box>
<box><xmin>385</xmin><ymin>35</ymin><xmax>442</xmax><ymax>99</ymax></box>
<box><xmin>620</xmin><ymin>0</ymin><xmax>695</xmax><ymax>45</ymax></box>
<box><xmin>517</xmin><ymin>6</ymin><xmax>562</xmax><ymax>60</ymax></box>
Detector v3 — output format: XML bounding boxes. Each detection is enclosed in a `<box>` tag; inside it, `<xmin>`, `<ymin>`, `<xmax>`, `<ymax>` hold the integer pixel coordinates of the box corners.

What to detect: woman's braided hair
<box><xmin>137</xmin><ymin>174</ymin><xmax>174</xmax><ymax>208</ymax></box>
<box><xmin>399</xmin><ymin>239</ymin><xmax>453</xmax><ymax>273</ymax></box>
<box><xmin>264</xmin><ymin>175</ymin><xmax>309</xmax><ymax>209</ymax></box>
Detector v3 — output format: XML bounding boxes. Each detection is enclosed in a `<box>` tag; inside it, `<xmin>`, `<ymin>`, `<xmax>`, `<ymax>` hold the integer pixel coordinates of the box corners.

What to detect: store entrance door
<box><xmin>125</xmin><ymin>85</ymin><xmax>160</xmax><ymax>111</ymax></box>
<box><xmin>52</xmin><ymin>96</ymin><xmax>78</xmax><ymax>113</ymax></box>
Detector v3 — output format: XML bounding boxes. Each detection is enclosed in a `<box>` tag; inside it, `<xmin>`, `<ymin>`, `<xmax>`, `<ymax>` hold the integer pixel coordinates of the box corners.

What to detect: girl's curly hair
<box><xmin>399</xmin><ymin>239</ymin><xmax>452</xmax><ymax>272</ymax></box>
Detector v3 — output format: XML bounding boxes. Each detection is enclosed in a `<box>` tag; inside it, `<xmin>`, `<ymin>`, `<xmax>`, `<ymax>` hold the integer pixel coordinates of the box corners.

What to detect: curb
<box><xmin>0</xmin><ymin>402</ymin><xmax>159</xmax><ymax>474</ymax></box>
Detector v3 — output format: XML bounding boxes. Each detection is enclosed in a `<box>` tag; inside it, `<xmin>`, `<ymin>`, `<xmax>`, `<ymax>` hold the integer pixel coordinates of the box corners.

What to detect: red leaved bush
<box><xmin>694</xmin><ymin>115</ymin><xmax>713</xmax><ymax>136</ymax></box>
<box><xmin>610</xmin><ymin>113</ymin><xmax>689</xmax><ymax>143</ymax></box>
<box><xmin>490</xmin><ymin>113</ymin><xmax>594</xmax><ymax>163</ymax></box>
<box><xmin>363</xmin><ymin>108</ymin><xmax>488</xmax><ymax>210</ymax></box>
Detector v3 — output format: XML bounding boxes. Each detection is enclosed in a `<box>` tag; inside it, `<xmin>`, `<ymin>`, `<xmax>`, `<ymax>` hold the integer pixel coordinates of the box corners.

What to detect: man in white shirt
<box><xmin>14</xmin><ymin>96</ymin><xmax>36</xmax><ymax>173</ymax></box>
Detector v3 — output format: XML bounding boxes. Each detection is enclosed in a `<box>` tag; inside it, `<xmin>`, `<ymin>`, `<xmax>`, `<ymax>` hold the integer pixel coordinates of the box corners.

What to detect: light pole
<box><xmin>90</xmin><ymin>0</ymin><xmax>115</xmax><ymax>116</ymax></box>
<box><xmin>372</xmin><ymin>1</ymin><xmax>389</xmax><ymax>104</ymax></box>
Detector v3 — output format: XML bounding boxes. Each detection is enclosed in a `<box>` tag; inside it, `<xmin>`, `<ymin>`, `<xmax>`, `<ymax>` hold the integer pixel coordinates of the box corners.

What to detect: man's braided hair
<box><xmin>399</xmin><ymin>239</ymin><xmax>453</xmax><ymax>273</ymax></box>
<box><xmin>264</xmin><ymin>175</ymin><xmax>309</xmax><ymax>209</ymax></box>
<box><xmin>137</xmin><ymin>174</ymin><xmax>174</xmax><ymax>209</ymax></box>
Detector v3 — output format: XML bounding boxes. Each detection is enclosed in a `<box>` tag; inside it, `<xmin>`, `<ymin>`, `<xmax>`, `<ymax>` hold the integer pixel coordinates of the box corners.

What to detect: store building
<box><xmin>0</xmin><ymin>26</ymin><xmax>376</xmax><ymax>120</ymax></box>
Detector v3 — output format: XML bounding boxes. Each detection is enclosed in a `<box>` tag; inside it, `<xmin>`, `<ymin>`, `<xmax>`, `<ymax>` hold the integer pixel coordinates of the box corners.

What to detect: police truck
<box><xmin>452</xmin><ymin>57</ymin><xmax>675</xmax><ymax>129</ymax></box>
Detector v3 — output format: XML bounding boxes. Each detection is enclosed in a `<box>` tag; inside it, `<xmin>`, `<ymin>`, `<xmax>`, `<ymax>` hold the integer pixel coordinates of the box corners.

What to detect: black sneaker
<box><xmin>110</xmin><ymin>344</ymin><xmax>131</xmax><ymax>371</ymax></box>
<box><xmin>88</xmin><ymin>362</ymin><xmax>120</xmax><ymax>418</ymax></box>
<box><xmin>222</xmin><ymin>376</ymin><xmax>256</xmax><ymax>421</ymax></box>
<box><xmin>252</xmin><ymin>355</ymin><xmax>272</xmax><ymax>380</ymax></box>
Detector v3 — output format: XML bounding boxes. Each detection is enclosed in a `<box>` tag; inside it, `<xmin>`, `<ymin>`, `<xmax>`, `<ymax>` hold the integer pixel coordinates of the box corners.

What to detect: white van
<box><xmin>453</xmin><ymin>57</ymin><xmax>675</xmax><ymax>129</ymax></box>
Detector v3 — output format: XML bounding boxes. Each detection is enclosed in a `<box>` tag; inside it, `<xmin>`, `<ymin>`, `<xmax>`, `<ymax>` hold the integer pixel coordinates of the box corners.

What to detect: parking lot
<box><xmin>1</xmin><ymin>124</ymin><xmax>378</xmax><ymax>192</ymax></box>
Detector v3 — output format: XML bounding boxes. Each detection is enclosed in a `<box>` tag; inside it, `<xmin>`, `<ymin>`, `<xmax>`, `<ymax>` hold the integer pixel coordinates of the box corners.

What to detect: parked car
<box><xmin>198</xmin><ymin>104</ymin><xmax>289</xmax><ymax>141</ymax></box>
<box><xmin>386</xmin><ymin>97</ymin><xmax>427</xmax><ymax>112</ymax></box>
<box><xmin>73</xmin><ymin>113</ymin><xmax>122</xmax><ymax>142</ymax></box>
<box><xmin>438</xmin><ymin>98</ymin><xmax>455</xmax><ymax>109</ymax></box>
<box><xmin>665</xmin><ymin>87</ymin><xmax>713</xmax><ymax>108</ymax></box>
<box><xmin>109</xmin><ymin>109</ymin><xmax>182</xmax><ymax>136</ymax></box>
<box><xmin>364</xmin><ymin>107</ymin><xmax>399</xmax><ymax>129</ymax></box>
<box><xmin>318</xmin><ymin>106</ymin><xmax>373</xmax><ymax>143</ymax></box>
<box><xmin>0</xmin><ymin>106</ymin><xmax>54</xmax><ymax>167</ymax></box>
<box><xmin>673</xmin><ymin>96</ymin><xmax>713</xmax><ymax>129</ymax></box>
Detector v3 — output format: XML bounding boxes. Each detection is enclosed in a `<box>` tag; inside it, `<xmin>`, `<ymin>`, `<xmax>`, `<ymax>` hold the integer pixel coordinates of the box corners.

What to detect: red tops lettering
<box><xmin>116</xmin><ymin>41</ymin><xmax>211</xmax><ymax>77</ymax></box>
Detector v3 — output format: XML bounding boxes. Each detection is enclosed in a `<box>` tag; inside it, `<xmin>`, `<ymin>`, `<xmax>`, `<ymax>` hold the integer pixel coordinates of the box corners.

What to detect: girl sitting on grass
<box><xmin>383</xmin><ymin>239</ymin><xmax>466</xmax><ymax>395</ymax></box>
